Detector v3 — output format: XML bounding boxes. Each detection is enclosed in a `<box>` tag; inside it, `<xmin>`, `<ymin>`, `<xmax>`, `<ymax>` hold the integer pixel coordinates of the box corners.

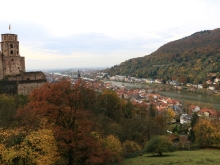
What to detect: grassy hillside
<box><xmin>113</xmin><ymin>149</ymin><xmax>220</xmax><ymax>165</ymax></box>
<box><xmin>106</xmin><ymin>28</ymin><xmax>220</xmax><ymax>84</ymax></box>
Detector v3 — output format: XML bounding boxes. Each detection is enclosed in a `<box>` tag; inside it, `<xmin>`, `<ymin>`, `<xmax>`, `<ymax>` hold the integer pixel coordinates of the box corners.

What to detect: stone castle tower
<box><xmin>0</xmin><ymin>33</ymin><xmax>47</xmax><ymax>95</ymax></box>
<box><xmin>0</xmin><ymin>34</ymin><xmax>25</xmax><ymax>79</ymax></box>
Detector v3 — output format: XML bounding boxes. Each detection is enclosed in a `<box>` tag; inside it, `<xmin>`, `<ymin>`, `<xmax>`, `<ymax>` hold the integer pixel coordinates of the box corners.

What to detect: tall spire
<box><xmin>77</xmin><ymin>70</ymin><xmax>81</xmax><ymax>78</ymax></box>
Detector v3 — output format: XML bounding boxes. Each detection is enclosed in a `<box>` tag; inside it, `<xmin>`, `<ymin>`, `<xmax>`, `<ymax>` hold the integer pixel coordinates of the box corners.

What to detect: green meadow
<box><xmin>114</xmin><ymin>149</ymin><xmax>220</xmax><ymax>165</ymax></box>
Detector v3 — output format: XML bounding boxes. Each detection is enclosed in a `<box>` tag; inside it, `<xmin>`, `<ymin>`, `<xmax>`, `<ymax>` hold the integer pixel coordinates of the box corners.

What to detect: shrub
<box><xmin>122</xmin><ymin>140</ymin><xmax>141</xmax><ymax>157</ymax></box>
<box><xmin>145</xmin><ymin>135</ymin><xmax>174</xmax><ymax>156</ymax></box>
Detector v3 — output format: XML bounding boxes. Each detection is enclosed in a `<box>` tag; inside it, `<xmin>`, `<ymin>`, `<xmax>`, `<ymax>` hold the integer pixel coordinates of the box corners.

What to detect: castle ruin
<box><xmin>0</xmin><ymin>33</ymin><xmax>46</xmax><ymax>95</ymax></box>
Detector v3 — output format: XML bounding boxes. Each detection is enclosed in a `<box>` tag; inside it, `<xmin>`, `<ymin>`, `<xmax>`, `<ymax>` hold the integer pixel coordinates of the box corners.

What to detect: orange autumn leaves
<box><xmin>15</xmin><ymin>80</ymin><xmax>121</xmax><ymax>165</ymax></box>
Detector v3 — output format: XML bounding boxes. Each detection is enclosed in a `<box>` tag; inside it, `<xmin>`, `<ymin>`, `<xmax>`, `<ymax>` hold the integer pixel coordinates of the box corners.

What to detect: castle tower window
<box><xmin>10</xmin><ymin>44</ymin><xmax>13</xmax><ymax>48</ymax></box>
<box><xmin>11</xmin><ymin>59</ymin><xmax>14</xmax><ymax>62</ymax></box>
<box><xmin>10</xmin><ymin>50</ymin><xmax>13</xmax><ymax>54</ymax></box>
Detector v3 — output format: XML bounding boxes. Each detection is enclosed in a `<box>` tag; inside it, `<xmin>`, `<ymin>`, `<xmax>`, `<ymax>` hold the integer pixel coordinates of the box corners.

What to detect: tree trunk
<box><xmin>68</xmin><ymin>149</ymin><xmax>73</xmax><ymax>165</ymax></box>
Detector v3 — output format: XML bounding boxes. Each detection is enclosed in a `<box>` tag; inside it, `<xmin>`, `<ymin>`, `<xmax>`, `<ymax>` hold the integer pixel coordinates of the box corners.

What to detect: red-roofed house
<box><xmin>189</xmin><ymin>105</ymin><xmax>200</xmax><ymax>113</ymax></box>
<box><xmin>206</xmin><ymin>80</ymin><xmax>212</xmax><ymax>85</ymax></box>
<box><xmin>168</xmin><ymin>134</ymin><xmax>191</xmax><ymax>149</ymax></box>
<box><xmin>198</xmin><ymin>108</ymin><xmax>218</xmax><ymax>120</ymax></box>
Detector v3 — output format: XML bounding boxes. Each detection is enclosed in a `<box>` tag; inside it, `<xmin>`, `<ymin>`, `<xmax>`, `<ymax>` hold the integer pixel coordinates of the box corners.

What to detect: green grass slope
<box><xmin>113</xmin><ymin>149</ymin><xmax>220</xmax><ymax>165</ymax></box>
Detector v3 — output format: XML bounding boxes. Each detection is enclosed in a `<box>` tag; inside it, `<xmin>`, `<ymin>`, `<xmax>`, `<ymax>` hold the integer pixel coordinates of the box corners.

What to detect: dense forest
<box><xmin>1</xmin><ymin>80</ymin><xmax>220</xmax><ymax>164</ymax></box>
<box><xmin>106</xmin><ymin>28</ymin><xmax>220</xmax><ymax>84</ymax></box>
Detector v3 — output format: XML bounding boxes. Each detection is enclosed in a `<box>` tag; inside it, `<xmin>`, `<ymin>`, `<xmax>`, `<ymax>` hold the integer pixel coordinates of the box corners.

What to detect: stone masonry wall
<box><xmin>7</xmin><ymin>71</ymin><xmax>46</xmax><ymax>81</ymax></box>
<box><xmin>0</xmin><ymin>81</ymin><xmax>17</xmax><ymax>94</ymax></box>
<box><xmin>17</xmin><ymin>80</ymin><xmax>46</xmax><ymax>95</ymax></box>
<box><xmin>0</xmin><ymin>53</ymin><xmax>3</xmax><ymax>80</ymax></box>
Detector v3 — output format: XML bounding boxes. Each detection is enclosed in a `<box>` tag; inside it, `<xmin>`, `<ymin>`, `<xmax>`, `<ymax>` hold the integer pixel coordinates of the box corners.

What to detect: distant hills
<box><xmin>106</xmin><ymin>28</ymin><xmax>220</xmax><ymax>84</ymax></box>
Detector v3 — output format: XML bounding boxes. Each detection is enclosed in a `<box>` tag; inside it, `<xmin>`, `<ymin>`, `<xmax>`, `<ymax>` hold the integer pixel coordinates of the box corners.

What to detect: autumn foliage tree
<box><xmin>122</xmin><ymin>140</ymin><xmax>141</xmax><ymax>156</ymax></box>
<box><xmin>0</xmin><ymin>94</ymin><xmax>27</xmax><ymax>128</ymax></box>
<box><xmin>194</xmin><ymin>119</ymin><xmax>220</xmax><ymax>148</ymax></box>
<box><xmin>97</xmin><ymin>89</ymin><xmax>123</xmax><ymax>121</ymax></box>
<box><xmin>16</xmin><ymin>80</ymin><xmax>110</xmax><ymax>165</ymax></box>
<box><xmin>101</xmin><ymin>135</ymin><xmax>123</xmax><ymax>163</ymax></box>
<box><xmin>164</xmin><ymin>108</ymin><xmax>176</xmax><ymax>124</ymax></box>
<box><xmin>0</xmin><ymin>127</ymin><xmax>60</xmax><ymax>165</ymax></box>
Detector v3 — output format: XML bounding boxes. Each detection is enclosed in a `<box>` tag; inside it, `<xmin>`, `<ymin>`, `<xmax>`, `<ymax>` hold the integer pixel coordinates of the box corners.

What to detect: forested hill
<box><xmin>106</xmin><ymin>28</ymin><xmax>220</xmax><ymax>84</ymax></box>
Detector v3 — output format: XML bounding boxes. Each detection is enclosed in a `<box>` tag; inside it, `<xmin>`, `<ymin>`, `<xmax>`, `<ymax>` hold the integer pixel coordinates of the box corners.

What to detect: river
<box><xmin>106</xmin><ymin>81</ymin><xmax>220</xmax><ymax>110</ymax></box>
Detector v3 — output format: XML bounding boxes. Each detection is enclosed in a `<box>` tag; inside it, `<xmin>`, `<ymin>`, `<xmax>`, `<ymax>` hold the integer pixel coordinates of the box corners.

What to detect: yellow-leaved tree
<box><xmin>194</xmin><ymin>119</ymin><xmax>220</xmax><ymax>148</ymax></box>
<box><xmin>22</xmin><ymin>129</ymin><xmax>60</xmax><ymax>165</ymax></box>
<box><xmin>0</xmin><ymin>128</ymin><xmax>60</xmax><ymax>165</ymax></box>
<box><xmin>165</xmin><ymin>108</ymin><xmax>176</xmax><ymax>124</ymax></box>
<box><xmin>194</xmin><ymin>119</ymin><xmax>214</xmax><ymax>147</ymax></box>
<box><xmin>102</xmin><ymin>135</ymin><xmax>122</xmax><ymax>163</ymax></box>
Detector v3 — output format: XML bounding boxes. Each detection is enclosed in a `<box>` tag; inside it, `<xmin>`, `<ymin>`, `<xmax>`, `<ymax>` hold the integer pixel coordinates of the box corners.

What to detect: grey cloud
<box><xmin>0</xmin><ymin>21</ymin><xmax>180</xmax><ymax>58</ymax></box>
<box><xmin>39</xmin><ymin>33</ymin><xmax>166</xmax><ymax>56</ymax></box>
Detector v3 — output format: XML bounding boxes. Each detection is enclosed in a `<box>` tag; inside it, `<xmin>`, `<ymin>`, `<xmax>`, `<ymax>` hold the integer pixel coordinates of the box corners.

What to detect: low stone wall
<box><xmin>0</xmin><ymin>79</ymin><xmax>46</xmax><ymax>95</ymax></box>
<box><xmin>22</xmin><ymin>71</ymin><xmax>46</xmax><ymax>81</ymax></box>
<box><xmin>7</xmin><ymin>71</ymin><xmax>46</xmax><ymax>81</ymax></box>
<box><xmin>17</xmin><ymin>80</ymin><xmax>47</xmax><ymax>95</ymax></box>
<box><xmin>0</xmin><ymin>81</ymin><xmax>17</xmax><ymax>94</ymax></box>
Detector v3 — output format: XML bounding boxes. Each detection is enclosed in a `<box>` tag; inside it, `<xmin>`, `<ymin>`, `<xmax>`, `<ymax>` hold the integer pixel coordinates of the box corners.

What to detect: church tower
<box><xmin>0</xmin><ymin>33</ymin><xmax>25</xmax><ymax>79</ymax></box>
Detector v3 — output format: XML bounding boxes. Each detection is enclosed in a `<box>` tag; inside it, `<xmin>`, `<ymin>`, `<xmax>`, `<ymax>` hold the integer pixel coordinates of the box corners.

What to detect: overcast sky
<box><xmin>0</xmin><ymin>0</ymin><xmax>220</xmax><ymax>71</ymax></box>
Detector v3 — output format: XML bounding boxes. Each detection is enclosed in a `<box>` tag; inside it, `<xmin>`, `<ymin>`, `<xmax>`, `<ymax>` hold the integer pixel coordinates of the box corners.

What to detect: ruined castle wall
<box><xmin>3</xmin><ymin>56</ymin><xmax>23</xmax><ymax>76</ymax></box>
<box><xmin>17</xmin><ymin>80</ymin><xmax>46</xmax><ymax>95</ymax></box>
<box><xmin>1</xmin><ymin>34</ymin><xmax>19</xmax><ymax>57</ymax></box>
<box><xmin>0</xmin><ymin>81</ymin><xmax>17</xmax><ymax>94</ymax></box>
<box><xmin>22</xmin><ymin>71</ymin><xmax>46</xmax><ymax>80</ymax></box>
<box><xmin>0</xmin><ymin>33</ymin><xmax>47</xmax><ymax>95</ymax></box>
<box><xmin>7</xmin><ymin>75</ymin><xmax>23</xmax><ymax>81</ymax></box>
<box><xmin>20</xmin><ymin>57</ymin><xmax>25</xmax><ymax>72</ymax></box>
<box><xmin>0</xmin><ymin>53</ymin><xmax>4</xmax><ymax>79</ymax></box>
<box><xmin>0</xmin><ymin>34</ymin><xmax>25</xmax><ymax>78</ymax></box>
<box><xmin>0</xmin><ymin>79</ymin><xmax>46</xmax><ymax>95</ymax></box>
<box><xmin>7</xmin><ymin>71</ymin><xmax>46</xmax><ymax>81</ymax></box>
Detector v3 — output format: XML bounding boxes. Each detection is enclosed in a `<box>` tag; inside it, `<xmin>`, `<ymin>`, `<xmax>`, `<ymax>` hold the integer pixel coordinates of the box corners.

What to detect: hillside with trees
<box><xmin>106</xmin><ymin>28</ymin><xmax>220</xmax><ymax>84</ymax></box>
<box><xmin>0</xmin><ymin>80</ymin><xmax>166</xmax><ymax>164</ymax></box>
